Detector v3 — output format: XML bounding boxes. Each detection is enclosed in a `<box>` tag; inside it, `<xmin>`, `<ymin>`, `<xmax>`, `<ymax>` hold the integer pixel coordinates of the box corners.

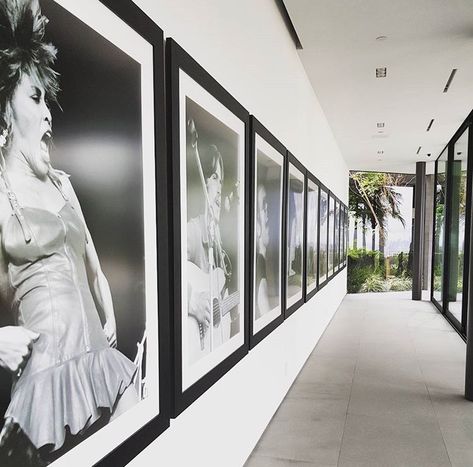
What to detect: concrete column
<box><xmin>412</xmin><ymin>162</ymin><xmax>426</xmax><ymax>300</ymax></box>
<box><xmin>422</xmin><ymin>174</ymin><xmax>435</xmax><ymax>291</ymax></box>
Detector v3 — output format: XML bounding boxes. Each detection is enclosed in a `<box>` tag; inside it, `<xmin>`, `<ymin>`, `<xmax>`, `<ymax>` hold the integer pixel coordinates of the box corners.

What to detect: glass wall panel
<box><xmin>433</xmin><ymin>149</ymin><xmax>448</xmax><ymax>305</ymax></box>
<box><xmin>446</xmin><ymin>129</ymin><xmax>469</xmax><ymax>324</ymax></box>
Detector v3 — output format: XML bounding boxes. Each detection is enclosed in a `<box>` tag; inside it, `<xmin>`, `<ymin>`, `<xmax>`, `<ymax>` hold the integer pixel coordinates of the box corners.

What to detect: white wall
<box><xmin>130</xmin><ymin>0</ymin><xmax>349</xmax><ymax>465</ymax></box>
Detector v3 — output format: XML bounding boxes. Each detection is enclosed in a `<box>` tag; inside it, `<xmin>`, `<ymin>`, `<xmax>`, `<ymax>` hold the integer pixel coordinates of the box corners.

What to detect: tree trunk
<box><xmin>362</xmin><ymin>216</ymin><xmax>366</xmax><ymax>251</ymax></box>
<box><xmin>371</xmin><ymin>220</ymin><xmax>376</xmax><ymax>251</ymax></box>
<box><xmin>379</xmin><ymin>227</ymin><xmax>385</xmax><ymax>256</ymax></box>
<box><xmin>353</xmin><ymin>218</ymin><xmax>358</xmax><ymax>249</ymax></box>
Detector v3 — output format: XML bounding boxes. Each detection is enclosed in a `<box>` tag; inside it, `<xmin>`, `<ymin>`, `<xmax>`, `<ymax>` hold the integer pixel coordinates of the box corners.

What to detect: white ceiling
<box><xmin>283</xmin><ymin>0</ymin><xmax>473</xmax><ymax>173</ymax></box>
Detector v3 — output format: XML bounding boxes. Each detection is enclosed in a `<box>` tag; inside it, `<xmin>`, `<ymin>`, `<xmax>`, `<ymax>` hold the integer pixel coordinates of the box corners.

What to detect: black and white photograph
<box><xmin>341</xmin><ymin>205</ymin><xmax>346</xmax><ymax>268</ymax></box>
<box><xmin>334</xmin><ymin>199</ymin><xmax>340</xmax><ymax>272</ymax></box>
<box><xmin>340</xmin><ymin>205</ymin><xmax>345</xmax><ymax>268</ymax></box>
<box><xmin>168</xmin><ymin>39</ymin><xmax>248</xmax><ymax>413</ymax></box>
<box><xmin>0</xmin><ymin>1</ymin><xmax>166</xmax><ymax>465</ymax></box>
<box><xmin>286</xmin><ymin>154</ymin><xmax>305</xmax><ymax>314</ymax></box>
<box><xmin>343</xmin><ymin>206</ymin><xmax>350</xmax><ymax>266</ymax></box>
<box><xmin>318</xmin><ymin>187</ymin><xmax>328</xmax><ymax>285</ymax></box>
<box><xmin>328</xmin><ymin>194</ymin><xmax>335</xmax><ymax>277</ymax></box>
<box><xmin>305</xmin><ymin>175</ymin><xmax>319</xmax><ymax>298</ymax></box>
<box><xmin>251</xmin><ymin>118</ymin><xmax>284</xmax><ymax>342</ymax></box>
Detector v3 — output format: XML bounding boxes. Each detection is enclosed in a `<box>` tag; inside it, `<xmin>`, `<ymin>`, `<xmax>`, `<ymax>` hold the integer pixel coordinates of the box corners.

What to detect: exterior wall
<box><xmin>130</xmin><ymin>1</ymin><xmax>349</xmax><ymax>465</ymax></box>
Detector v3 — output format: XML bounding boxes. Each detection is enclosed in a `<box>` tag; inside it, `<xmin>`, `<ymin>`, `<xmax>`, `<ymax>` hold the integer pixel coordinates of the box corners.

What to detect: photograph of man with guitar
<box><xmin>185</xmin><ymin>98</ymin><xmax>241</xmax><ymax>364</ymax></box>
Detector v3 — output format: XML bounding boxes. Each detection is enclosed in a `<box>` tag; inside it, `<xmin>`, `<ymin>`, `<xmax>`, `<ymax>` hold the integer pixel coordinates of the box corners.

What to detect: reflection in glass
<box><xmin>306</xmin><ymin>180</ymin><xmax>319</xmax><ymax>293</ymax></box>
<box><xmin>287</xmin><ymin>164</ymin><xmax>305</xmax><ymax>306</ymax></box>
<box><xmin>319</xmin><ymin>189</ymin><xmax>328</xmax><ymax>283</ymax></box>
<box><xmin>446</xmin><ymin>129</ymin><xmax>468</xmax><ymax>323</ymax></box>
<box><xmin>433</xmin><ymin>149</ymin><xmax>447</xmax><ymax>304</ymax></box>
<box><xmin>253</xmin><ymin>138</ymin><xmax>283</xmax><ymax>330</ymax></box>
<box><xmin>340</xmin><ymin>206</ymin><xmax>347</xmax><ymax>266</ymax></box>
<box><xmin>334</xmin><ymin>201</ymin><xmax>340</xmax><ymax>271</ymax></box>
<box><xmin>328</xmin><ymin>195</ymin><xmax>335</xmax><ymax>276</ymax></box>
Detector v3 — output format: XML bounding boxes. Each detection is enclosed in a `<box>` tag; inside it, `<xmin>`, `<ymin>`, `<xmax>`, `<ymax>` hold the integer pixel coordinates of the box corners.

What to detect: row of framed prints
<box><xmin>169</xmin><ymin>40</ymin><xmax>349</xmax><ymax>416</ymax></box>
<box><xmin>0</xmin><ymin>1</ymin><xmax>346</xmax><ymax>466</ymax></box>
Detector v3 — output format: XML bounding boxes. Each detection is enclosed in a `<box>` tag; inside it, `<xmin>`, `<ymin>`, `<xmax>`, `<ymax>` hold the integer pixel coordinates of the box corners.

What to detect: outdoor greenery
<box><xmin>347</xmin><ymin>248</ymin><xmax>412</xmax><ymax>293</ymax></box>
<box><xmin>348</xmin><ymin>172</ymin><xmax>413</xmax><ymax>294</ymax></box>
<box><xmin>360</xmin><ymin>274</ymin><xmax>388</xmax><ymax>293</ymax></box>
<box><xmin>349</xmin><ymin>172</ymin><xmax>406</xmax><ymax>255</ymax></box>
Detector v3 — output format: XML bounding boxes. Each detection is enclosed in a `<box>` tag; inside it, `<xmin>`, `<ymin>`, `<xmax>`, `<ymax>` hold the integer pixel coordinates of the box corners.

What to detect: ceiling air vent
<box><xmin>426</xmin><ymin>119</ymin><xmax>434</xmax><ymax>132</ymax></box>
<box><xmin>376</xmin><ymin>67</ymin><xmax>387</xmax><ymax>78</ymax></box>
<box><xmin>443</xmin><ymin>69</ymin><xmax>457</xmax><ymax>93</ymax></box>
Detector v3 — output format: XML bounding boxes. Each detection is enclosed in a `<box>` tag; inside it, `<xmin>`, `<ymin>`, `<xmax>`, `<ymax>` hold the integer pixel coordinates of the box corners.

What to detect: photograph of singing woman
<box><xmin>184</xmin><ymin>96</ymin><xmax>241</xmax><ymax>366</ymax></box>
<box><xmin>0</xmin><ymin>1</ymin><xmax>142</xmax><ymax>464</ymax></box>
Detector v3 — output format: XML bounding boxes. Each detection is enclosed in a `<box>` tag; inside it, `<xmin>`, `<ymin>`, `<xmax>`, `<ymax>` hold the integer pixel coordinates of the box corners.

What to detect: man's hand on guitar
<box><xmin>189</xmin><ymin>290</ymin><xmax>211</xmax><ymax>329</ymax></box>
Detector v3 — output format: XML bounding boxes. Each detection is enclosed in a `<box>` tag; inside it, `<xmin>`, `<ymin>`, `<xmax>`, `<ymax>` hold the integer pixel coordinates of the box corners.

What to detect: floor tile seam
<box><xmin>308</xmin><ymin>295</ymin><xmax>353</xmax><ymax>360</ymax></box>
<box><xmin>247</xmin><ymin>452</ymin><xmax>322</xmax><ymax>465</ymax></box>
<box><xmin>336</xmin><ymin>306</ymin><xmax>364</xmax><ymax>467</ymax></box>
<box><xmin>412</xmin><ymin>315</ymin><xmax>454</xmax><ymax>467</ymax></box>
<box><xmin>244</xmin><ymin>295</ymin><xmax>352</xmax><ymax>465</ymax></box>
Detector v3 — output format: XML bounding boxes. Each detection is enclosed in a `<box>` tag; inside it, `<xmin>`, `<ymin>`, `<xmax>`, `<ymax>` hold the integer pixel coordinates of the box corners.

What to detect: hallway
<box><xmin>245</xmin><ymin>292</ymin><xmax>472</xmax><ymax>467</ymax></box>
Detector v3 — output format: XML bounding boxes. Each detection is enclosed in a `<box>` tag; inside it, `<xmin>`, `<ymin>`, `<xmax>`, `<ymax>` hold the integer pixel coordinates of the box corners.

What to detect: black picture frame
<box><xmin>334</xmin><ymin>198</ymin><xmax>340</xmax><ymax>273</ymax></box>
<box><xmin>304</xmin><ymin>170</ymin><xmax>320</xmax><ymax>302</ymax></box>
<box><xmin>249</xmin><ymin>117</ymin><xmax>286</xmax><ymax>348</ymax></box>
<box><xmin>341</xmin><ymin>205</ymin><xmax>347</xmax><ymax>267</ymax></box>
<box><xmin>318</xmin><ymin>182</ymin><xmax>330</xmax><ymax>289</ymax></box>
<box><xmin>0</xmin><ymin>1</ymin><xmax>171</xmax><ymax>466</ymax></box>
<box><xmin>167</xmin><ymin>38</ymin><xmax>250</xmax><ymax>416</ymax></box>
<box><xmin>285</xmin><ymin>152</ymin><xmax>306</xmax><ymax>317</ymax></box>
<box><xmin>327</xmin><ymin>192</ymin><xmax>336</xmax><ymax>279</ymax></box>
<box><xmin>95</xmin><ymin>2</ymin><xmax>171</xmax><ymax>464</ymax></box>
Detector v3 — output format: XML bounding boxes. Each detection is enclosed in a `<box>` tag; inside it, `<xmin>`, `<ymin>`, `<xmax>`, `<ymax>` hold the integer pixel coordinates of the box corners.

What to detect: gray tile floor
<box><xmin>245</xmin><ymin>292</ymin><xmax>473</xmax><ymax>467</ymax></box>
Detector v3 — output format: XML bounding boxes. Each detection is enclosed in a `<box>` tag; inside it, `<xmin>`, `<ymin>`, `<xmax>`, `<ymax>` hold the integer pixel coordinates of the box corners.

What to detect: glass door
<box><xmin>445</xmin><ymin>128</ymin><xmax>469</xmax><ymax>333</ymax></box>
<box><xmin>432</xmin><ymin>149</ymin><xmax>448</xmax><ymax>310</ymax></box>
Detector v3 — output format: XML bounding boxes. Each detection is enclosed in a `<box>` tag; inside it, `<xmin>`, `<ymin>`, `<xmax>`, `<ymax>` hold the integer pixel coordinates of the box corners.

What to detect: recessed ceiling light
<box><xmin>376</xmin><ymin>36</ymin><xmax>388</xmax><ymax>41</ymax></box>
<box><xmin>376</xmin><ymin>67</ymin><xmax>387</xmax><ymax>78</ymax></box>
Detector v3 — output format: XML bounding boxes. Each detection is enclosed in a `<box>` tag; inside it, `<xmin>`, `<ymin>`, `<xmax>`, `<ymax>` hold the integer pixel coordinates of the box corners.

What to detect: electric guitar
<box><xmin>187</xmin><ymin>262</ymin><xmax>240</xmax><ymax>361</ymax></box>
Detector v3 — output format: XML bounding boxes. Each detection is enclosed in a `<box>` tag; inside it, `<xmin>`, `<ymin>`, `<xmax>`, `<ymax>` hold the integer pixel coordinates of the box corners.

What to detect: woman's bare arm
<box><xmin>61</xmin><ymin>177</ymin><xmax>117</xmax><ymax>348</ymax></box>
<box><xmin>0</xmin><ymin>214</ymin><xmax>39</xmax><ymax>372</ymax></box>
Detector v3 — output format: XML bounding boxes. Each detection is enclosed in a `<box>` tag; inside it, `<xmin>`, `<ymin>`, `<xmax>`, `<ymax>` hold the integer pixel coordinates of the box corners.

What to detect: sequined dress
<box><xmin>1</xmin><ymin>173</ymin><xmax>136</xmax><ymax>451</ymax></box>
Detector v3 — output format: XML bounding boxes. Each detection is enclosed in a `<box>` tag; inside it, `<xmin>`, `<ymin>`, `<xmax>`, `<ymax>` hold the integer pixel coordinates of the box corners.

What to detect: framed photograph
<box><xmin>305</xmin><ymin>172</ymin><xmax>319</xmax><ymax>301</ymax></box>
<box><xmin>0</xmin><ymin>1</ymin><xmax>169</xmax><ymax>466</ymax></box>
<box><xmin>339</xmin><ymin>204</ymin><xmax>346</xmax><ymax>268</ymax></box>
<box><xmin>285</xmin><ymin>153</ymin><xmax>306</xmax><ymax>316</ymax></box>
<box><xmin>167</xmin><ymin>39</ymin><xmax>249</xmax><ymax>415</ymax></box>
<box><xmin>344</xmin><ymin>206</ymin><xmax>349</xmax><ymax>267</ymax></box>
<box><xmin>249</xmin><ymin>117</ymin><xmax>285</xmax><ymax>347</ymax></box>
<box><xmin>328</xmin><ymin>193</ymin><xmax>335</xmax><ymax>278</ymax></box>
<box><xmin>334</xmin><ymin>199</ymin><xmax>340</xmax><ymax>273</ymax></box>
<box><xmin>342</xmin><ymin>205</ymin><xmax>347</xmax><ymax>268</ymax></box>
<box><xmin>318</xmin><ymin>185</ymin><xmax>329</xmax><ymax>287</ymax></box>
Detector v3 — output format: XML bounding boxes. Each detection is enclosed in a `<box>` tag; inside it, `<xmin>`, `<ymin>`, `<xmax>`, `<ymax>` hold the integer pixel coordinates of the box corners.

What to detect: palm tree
<box><xmin>349</xmin><ymin>172</ymin><xmax>405</xmax><ymax>256</ymax></box>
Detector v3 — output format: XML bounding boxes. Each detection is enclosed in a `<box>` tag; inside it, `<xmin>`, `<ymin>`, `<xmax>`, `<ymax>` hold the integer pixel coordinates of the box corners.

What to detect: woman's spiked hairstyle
<box><xmin>0</xmin><ymin>0</ymin><xmax>59</xmax><ymax>132</ymax></box>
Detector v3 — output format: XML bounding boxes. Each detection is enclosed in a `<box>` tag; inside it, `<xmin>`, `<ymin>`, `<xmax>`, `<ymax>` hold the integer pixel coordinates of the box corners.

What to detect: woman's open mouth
<box><xmin>40</xmin><ymin>130</ymin><xmax>52</xmax><ymax>157</ymax></box>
